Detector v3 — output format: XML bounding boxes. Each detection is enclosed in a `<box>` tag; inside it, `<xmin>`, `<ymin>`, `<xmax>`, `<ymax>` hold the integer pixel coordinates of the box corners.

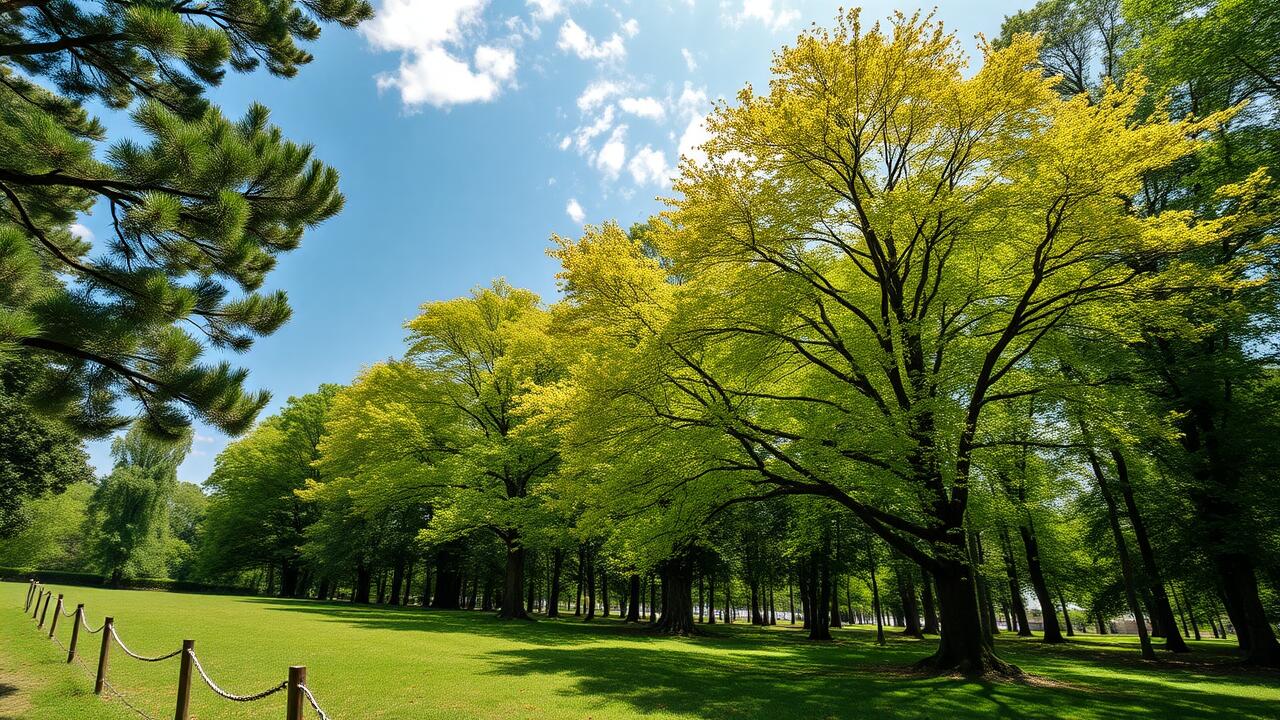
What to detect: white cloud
<box><xmin>628</xmin><ymin>145</ymin><xmax>672</xmax><ymax>186</ymax></box>
<box><xmin>566</xmin><ymin>198</ymin><xmax>586</xmax><ymax>223</ymax></box>
<box><xmin>577</xmin><ymin>80</ymin><xmax>624</xmax><ymax>112</ymax></box>
<box><xmin>727</xmin><ymin>0</ymin><xmax>799</xmax><ymax>31</ymax></box>
<box><xmin>364</xmin><ymin>0</ymin><xmax>519</xmax><ymax>109</ymax></box>
<box><xmin>68</xmin><ymin>223</ymin><xmax>94</xmax><ymax>241</ymax></box>
<box><xmin>681</xmin><ymin>48</ymin><xmax>697</xmax><ymax>71</ymax></box>
<box><xmin>572</xmin><ymin>104</ymin><xmax>615</xmax><ymax>152</ymax></box>
<box><xmin>595</xmin><ymin>124</ymin><xmax>628</xmax><ymax>178</ymax></box>
<box><xmin>676</xmin><ymin>81</ymin><xmax>708</xmax><ymax>118</ymax></box>
<box><xmin>526</xmin><ymin>0</ymin><xmax>563</xmax><ymax>21</ymax></box>
<box><xmin>619</xmin><ymin>96</ymin><xmax>665</xmax><ymax>121</ymax></box>
<box><xmin>557</xmin><ymin>18</ymin><xmax>626</xmax><ymax>61</ymax></box>
<box><xmin>621</xmin><ymin>18</ymin><xmax>640</xmax><ymax>37</ymax></box>
<box><xmin>475</xmin><ymin>45</ymin><xmax>517</xmax><ymax>81</ymax></box>
<box><xmin>194</xmin><ymin>433</ymin><xmax>216</xmax><ymax>443</ymax></box>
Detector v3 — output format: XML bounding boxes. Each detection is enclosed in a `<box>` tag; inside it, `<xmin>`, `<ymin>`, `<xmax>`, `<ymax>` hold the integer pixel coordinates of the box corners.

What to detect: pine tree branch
<box><xmin>0</xmin><ymin>33</ymin><xmax>126</xmax><ymax>58</ymax></box>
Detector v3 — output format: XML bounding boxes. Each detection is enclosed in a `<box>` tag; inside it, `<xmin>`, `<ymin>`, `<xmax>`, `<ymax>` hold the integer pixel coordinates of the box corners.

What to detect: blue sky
<box><xmin>80</xmin><ymin>0</ymin><xmax>1030</xmax><ymax>482</ymax></box>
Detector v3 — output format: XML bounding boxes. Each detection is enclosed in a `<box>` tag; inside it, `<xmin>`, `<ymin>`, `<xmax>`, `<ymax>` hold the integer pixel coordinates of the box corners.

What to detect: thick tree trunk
<box><xmin>281</xmin><ymin>559</ymin><xmax>300</xmax><ymax>598</ymax></box>
<box><xmin>547</xmin><ymin>549</ymin><xmax>563</xmax><ymax>618</ymax></box>
<box><xmin>626</xmin><ymin>574</ymin><xmax>641</xmax><ymax>622</ymax></box>
<box><xmin>1018</xmin><ymin>523</ymin><xmax>1064</xmax><ymax>643</ymax></box>
<box><xmin>1111</xmin><ymin>449</ymin><xmax>1188</xmax><ymax>652</ymax></box>
<box><xmin>388</xmin><ymin>556</ymin><xmax>405</xmax><ymax>607</ymax></box>
<box><xmin>652</xmin><ymin>555</ymin><xmax>697</xmax><ymax>635</ymax></box>
<box><xmin>898</xmin><ymin>566</ymin><xmax>923</xmax><ymax>637</ymax></box>
<box><xmin>354</xmin><ymin>563</ymin><xmax>372</xmax><ymax>604</ymax></box>
<box><xmin>1218</xmin><ymin>551</ymin><xmax>1280</xmax><ymax>664</ymax></box>
<box><xmin>431</xmin><ymin>547</ymin><xmax>462</xmax><ymax>610</ymax></box>
<box><xmin>498</xmin><ymin>544</ymin><xmax>531</xmax><ymax>620</ymax></box>
<box><xmin>918</xmin><ymin>557</ymin><xmax>1019</xmax><ymax>676</ymax></box>
<box><xmin>316</xmin><ymin>578</ymin><xmax>330</xmax><ymax>602</ymax></box>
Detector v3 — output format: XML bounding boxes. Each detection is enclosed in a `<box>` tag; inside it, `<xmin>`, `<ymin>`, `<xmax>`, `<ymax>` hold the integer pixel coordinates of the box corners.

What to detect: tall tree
<box><xmin>201</xmin><ymin>386</ymin><xmax>337</xmax><ymax>595</ymax></box>
<box><xmin>86</xmin><ymin>422</ymin><xmax>191</xmax><ymax>582</ymax></box>
<box><xmin>550</xmin><ymin>11</ymin><xmax>1236</xmax><ymax>674</ymax></box>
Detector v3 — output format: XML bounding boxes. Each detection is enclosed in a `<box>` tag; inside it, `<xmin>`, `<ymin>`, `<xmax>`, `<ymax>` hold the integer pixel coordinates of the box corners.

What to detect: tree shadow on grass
<box><xmin>240</xmin><ymin>599</ymin><xmax>1279</xmax><ymax>720</ymax></box>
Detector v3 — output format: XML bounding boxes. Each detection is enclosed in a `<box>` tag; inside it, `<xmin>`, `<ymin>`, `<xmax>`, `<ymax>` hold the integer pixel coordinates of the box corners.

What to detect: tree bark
<box><xmin>547</xmin><ymin>549</ymin><xmax>563</xmax><ymax>618</ymax></box>
<box><xmin>1111</xmin><ymin>449</ymin><xmax>1188</xmax><ymax>652</ymax></box>
<box><xmin>652</xmin><ymin>554</ymin><xmax>697</xmax><ymax>635</ymax></box>
<box><xmin>388</xmin><ymin>556</ymin><xmax>405</xmax><ymax>607</ymax></box>
<box><xmin>626</xmin><ymin>574</ymin><xmax>641</xmax><ymax>622</ymax></box>
<box><xmin>897</xmin><ymin>564</ymin><xmax>923</xmax><ymax>637</ymax></box>
<box><xmin>921</xmin><ymin>570</ymin><xmax>939</xmax><ymax>634</ymax></box>
<box><xmin>497</xmin><ymin>544</ymin><xmax>530</xmax><ymax>620</ymax></box>
<box><xmin>1082</xmin><ymin>441</ymin><xmax>1156</xmax><ymax>659</ymax></box>
<box><xmin>354</xmin><ymin>563</ymin><xmax>372</xmax><ymax>605</ymax></box>
<box><xmin>431</xmin><ymin>546</ymin><xmax>462</xmax><ymax>610</ymax></box>
<box><xmin>1018</xmin><ymin>523</ymin><xmax>1064</xmax><ymax>643</ymax></box>
<box><xmin>999</xmin><ymin>526</ymin><xmax>1033</xmax><ymax>636</ymax></box>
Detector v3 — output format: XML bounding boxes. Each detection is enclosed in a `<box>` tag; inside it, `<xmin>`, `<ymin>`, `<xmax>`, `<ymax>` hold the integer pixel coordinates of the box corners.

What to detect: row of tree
<box><xmin>2</xmin><ymin>0</ymin><xmax>1278</xmax><ymax>679</ymax></box>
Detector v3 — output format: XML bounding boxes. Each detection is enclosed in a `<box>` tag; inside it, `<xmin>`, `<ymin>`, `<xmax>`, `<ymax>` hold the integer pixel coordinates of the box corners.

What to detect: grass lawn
<box><xmin>2</xmin><ymin>581</ymin><xmax>1277</xmax><ymax>719</ymax></box>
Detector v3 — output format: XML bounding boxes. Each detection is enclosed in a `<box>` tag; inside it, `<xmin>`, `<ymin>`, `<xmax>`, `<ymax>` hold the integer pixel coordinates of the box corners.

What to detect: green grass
<box><xmin>2</xmin><ymin>581</ymin><xmax>1277</xmax><ymax>719</ymax></box>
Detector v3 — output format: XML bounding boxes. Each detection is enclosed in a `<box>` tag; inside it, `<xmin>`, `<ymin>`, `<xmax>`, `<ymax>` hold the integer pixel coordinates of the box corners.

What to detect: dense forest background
<box><xmin>3</xmin><ymin>0</ymin><xmax>1278</xmax><ymax>677</ymax></box>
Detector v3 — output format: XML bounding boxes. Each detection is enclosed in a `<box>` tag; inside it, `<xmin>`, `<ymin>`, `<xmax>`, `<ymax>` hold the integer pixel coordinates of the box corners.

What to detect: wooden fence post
<box><xmin>67</xmin><ymin>604</ymin><xmax>84</xmax><ymax>663</ymax></box>
<box><xmin>32</xmin><ymin>589</ymin><xmax>43</xmax><ymax>619</ymax></box>
<box><xmin>94</xmin><ymin>617</ymin><xmax>113</xmax><ymax>695</ymax></box>
<box><xmin>38</xmin><ymin>591</ymin><xmax>51</xmax><ymax>629</ymax></box>
<box><xmin>286</xmin><ymin>665</ymin><xmax>306</xmax><ymax>720</ymax></box>
<box><xmin>48</xmin><ymin>594</ymin><xmax>63</xmax><ymax>638</ymax></box>
<box><xmin>25</xmin><ymin>580</ymin><xmax>35</xmax><ymax>611</ymax></box>
<box><xmin>173</xmin><ymin>639</ymin><xmax>195</xmax><ymax>720</ymax></box>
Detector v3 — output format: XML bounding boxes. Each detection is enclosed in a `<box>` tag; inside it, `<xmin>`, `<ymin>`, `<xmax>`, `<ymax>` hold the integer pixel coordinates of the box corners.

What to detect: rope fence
<box><xmin>17</xmin><ymin>578</ymin><xmax>335</xmax><ymax>720</ymax></box>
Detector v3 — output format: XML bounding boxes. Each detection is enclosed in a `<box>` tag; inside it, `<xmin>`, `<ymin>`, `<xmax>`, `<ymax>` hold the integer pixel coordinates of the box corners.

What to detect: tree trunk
<box><xmin>280</xmin><ymin>560</ymin><xmax>300</xmax><ymax>598</ymax></box>
<box><xmin>652</xmin><ymin>554</ymin><xmax>697</xmax><ymax>635</ymax></box>
<box><xmin>601</xmin><ymin>566</ymin><xmax>610</xmax><ymax>617</ymax></box>
<box><xmin>706</xmin><ymin>575</ymin><xmax>716</xmax><ymax>624</ymax></box>
<box><xmin>1110</xmin><ymin>449</ymin><xmax>1188</xmax><ymax>652</ymax></box>
<box><xmin>431</xmin><ymin>547</ymin><xmax>462</xmax><ymax>610</ymax></box>
<box><xmin>498</xmin><ymin>544</ymin><xmax>530</xmax><ymax>620</ymax></box>
<box><xmin>921</xmin><ymin>570</ymin><xmax>939</xmax><ymax>634</ymax></box>
<box><xmin>1058</xmin><ymin>589</ymin><xmax>1074</xmax><ymax>636</ymax></box>
<box><xmin>897</xmin><ymin>564</ymin><xmax>923</xmax><ymax>637</ymax></box>
<box><xmin>1018</xmin><ymin>523</ymin><xmax>1064</xmax><ymax>643</ymax></box>
<box><xmin>999</xmin><ymin>527</ymin><xmax>1033</xmax><ymax>636</ymax></box>
<box><xmin>388</xmin><ymin>556</ymin><xmax>405</xmax><ymax>607</ymax></box>
<box><xmin>808</xmin><ymin>549</ymin><xmax>832</xmax><ymax>641</ymax></box>
<box><xmin>354</xmin><ymin>563</ymin><xmax>372</xmax><ymax>604</ymax></box>
<box><xmin>584</xmin><ymin>552</ymin><xmax>597</xmax><ymax>621</ymax></box>
<box><xmin>867</xmin><ymin>539</ymin><xmax>885</xmax><ymax>646</ymax></box>
<box><xmin>547</xmin><ymin>549</ymin><xmax>563</xmax><ymax>618</ymax></box>
<box><xmin>918</xmin><ymin>557</ymin><xmax>1019</xmax><ymax>675</ymax></box>
<box><xmin>626</xmin><ymin>574</ymin><xmax>641</xmax><ymax>622</ymax></box>
<box><xmin>1083</xmin><ymin>442</ymin><xmax>1156</xmax><ymax>660</ymax></box>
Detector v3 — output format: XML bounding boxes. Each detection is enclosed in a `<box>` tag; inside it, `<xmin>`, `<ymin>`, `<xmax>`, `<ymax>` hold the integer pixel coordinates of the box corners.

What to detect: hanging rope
<box><xmin>81</xmin><ymin>615</ymin><xmax>105</xmax><ymax>634</ymax></box>
<box><xmin>187</xmin><ymin>649</ymin><xmax>287</xmax><ymax>702</ymax></box>
<box><xmin>298</xmin><ymin>684</ymin><xmax>333</xmax><ymax>720</ymax></box>
<box><xmin>110</xmin><ymin>625</ymin><xmax>183</xmax><ymax>662</ymax></box>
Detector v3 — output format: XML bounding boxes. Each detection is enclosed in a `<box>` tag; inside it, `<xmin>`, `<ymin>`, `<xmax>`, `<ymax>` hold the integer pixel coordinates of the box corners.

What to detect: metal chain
<box><xmin>187</xmin><ymin>649</ymin><xmax>287</xmax><ymax>702</ymax></box>
<box><xmin>298</xmin><ymin>684</ymin><xmax>332</xmax><ymax>720</ymax></box>
<box><xmin>110</xmin><ymin>626</ymin><xmax>183</xmax><ymax>662</ymax></box>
